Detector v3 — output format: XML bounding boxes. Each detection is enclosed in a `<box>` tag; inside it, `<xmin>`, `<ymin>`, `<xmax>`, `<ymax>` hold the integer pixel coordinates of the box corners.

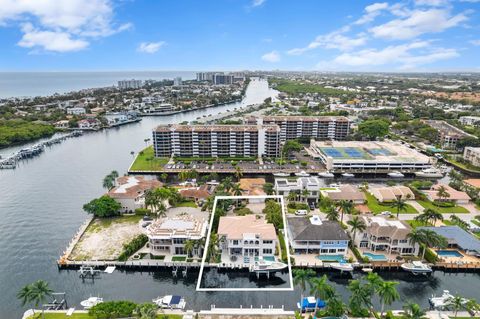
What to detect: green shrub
<box><xmin>118</xmin><ymin>234</ymin><xmax>148</xmax><ymax>261</ymax></box>
<box><xmin>433</xmin><ymin>201</ymin><xmax>455</xmax><ymax>207</ymax></box>
<box><xmin>234</xmin><ymin>207</ymin><xmax>253</xmax><ymax>216</ymax></box>
<box><xmin>134</xmin><ymin>208</ymin><xmax>151</xmax><ymax>215</ymax></box>
<box><xmin>88</xmin><ymin>300</ymin><xmax>137</xmax><ymax>319</ymax></box>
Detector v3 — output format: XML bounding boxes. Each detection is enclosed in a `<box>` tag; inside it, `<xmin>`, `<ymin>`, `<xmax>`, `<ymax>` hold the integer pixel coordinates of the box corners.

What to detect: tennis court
<box><xmin>320</xmin><ymin>147</ymin><xmax>369</xmax><ymax>159</ymax></box>
<box><xmin>367</xmin><ymin>148</ymin><xmax>392</xmax><ymax>156</ymax></box>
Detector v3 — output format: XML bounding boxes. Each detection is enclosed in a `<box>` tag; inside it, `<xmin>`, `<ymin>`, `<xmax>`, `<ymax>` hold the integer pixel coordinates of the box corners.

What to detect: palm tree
<box><xmin>407</xmin><ymin>229</ymin><xmax>427</xmax><ymax>258</ymax></box>
<box><xmin>403</xmin><ymin>302</ymin><xmax>426</xmax><ymax>319</ymax></box>
<box><xmin>366</xmin><ymin>271</ymin><xmax>383</xmax><ymax>293</ymax></box>
<box><xmin>18</xmin><ymin>280</ymin><xmax>53</xmax><ymax>317</ymax></box>
<box><xmin>222</xmin><ymin>177</ymin><xmax>234</xmax><ymax>192</ymax></box>
<box><xmin>287</xmin><ymin>192</ymin><xmax>297</xmax><ymax>203</ymax></box>
<box><xmin>436</xmin><ymin>185</ymin><xmax>450</xmax><ymax>202</ymax></box>
<box><xmin>448</xmin><ymin>295</ymin><xmax>466</xmax><ymax>318</ymax></box>
<box><xmin>325</xmin><ymin>294</ymin><xmax>347</xmax><ymax>317</ymax></box>
<box><xmin>301</xmin><ymin>189</ymin><xmax>309</xmax><ymax>203</ymax></box>
<box><xmin>157</xmin><ymin>203</ymin><xmax>167</xmax><ymax>217</ymax></box>
<box><xmin>134</xmin><ymin>303</ymin><xmax>157</xmax><ymax>319</ymax></box>
<box><xmin>309</xmin><ymin>275</ymin><xmax>335</xmax><ymax>314</ymax></box>
<box><xmin>336</xmin><ymin>200</ymin><xmax>354</xmax><ymax>224</ymax></box>
<box><xmin>102</xmin><ymin>175</ymin><xmax>114</xmax><ymax>190</ymax></box>
<box><xmin>184</xmin><ymin>240</ymin><xmax>195</xmax><ymax>258</ymax></box>
<box><xmin>207</xmin><ymin>234</ymin><xmax>220</xmax><ymax>262</ymax></box>
<box><xmin>232</xmin><ymin>183</ymin><xmax>242</xmax><ymax>196</ymax></box>
<box><xmin>178</xmin><ymin>171</ymin><xmax>189</xmax><ymax>182</ymax></box>
<box><xmin>17</xmin><ymin>284</ymin><xmax>33</xmax><ymax>311</ymax></box>
<box><xmin>325</xmin><ymin>206</ymin><xmax>339</xmax><ymax>222</ymax></box>
<box><xmin>422</xmin><ymin>208</ymin><xmax>443</xmax><ymax>225</ymax></box>
<box><xmin>263</xmin><ymin>182</ymin><xmax>274</xmax><ymax>195</ymax></box>
<box><xmin>408</xmin><ymin>229</ymin><xmax>447</xmax><ymax>259</ymax></box>
<box><xmin>465</xmin><ymin>299</ymin><xmax>480</xmax><ymax>316</ymax></box>
<box><xmin>110</xmin><ymin>170</ymin><xmax>119</xmax><ymax>186</ymax></box>
<box><xmin>293</xmin><ymin>269</ymin><xmax>315</xmax><ymax>309</ymax></box>
<box><xmin>234</xmin><ymin>166</ymin><xmax>243</xmax><ymax>180</ymax></box>
<box><xmin>377</xmin><ymin>281</ymin><xmax>400</xmax><ymax>316</ymax></box>
<box><xmin>347</xmin><ymin>215</ymin><xmax>366</xmax><ymax>244</ymax></box>
<box><xmin>348</xmin><ymin>279</ymin><xmax>373</xmax><ymax>316</ymax></box>
<box><xmin>392</xmin><ymin>196</ymin><xmax>407</xmax><ymax>218</ymax></box>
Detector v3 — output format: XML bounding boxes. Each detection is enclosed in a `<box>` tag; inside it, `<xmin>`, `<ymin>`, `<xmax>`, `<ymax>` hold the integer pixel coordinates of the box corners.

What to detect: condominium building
<box><xmin>217</xmin><ymin>215</ymin><xmax>277</xmax><ymax>258</ymax></box>
<box><xmin>423</xmin><ymin>120</ymin><xmax>475</xmax><ymax>149</ymax></box>
<box><xmin>213</xmin><ymin>74</ymin><xmax>234</xmax><ymax>85</ymax></box>
<box><xmin>354</xmin><ymin>216</ymin><xmax>418</xmax><ymax>256</ymax></box>
<box><xmin>287</xmin><ymin>216</ymin><xmax>349</xmax><ymax>255</ymax></box>
<box><xmin>118</xmin><ymin>79</ymin><xmax>143</xmax><ymax>90</ymax></box>
<box><xmin>147</xmin><ymin>215</ymin><xmax>208</xmax><ymax>256</ymax></box>
<box><xmin>245</xmin><ymin>116</ymin><xmax>351</xmax><ymax>141</ymax></box>
<box><xmin>152</xmin><ymin>124</ymin><xmax>280</xmax><ymax>158</ymax></box>
<box><xmin>173</xmin><ymin>77</ymin><xmax>182</xmax><ymax>86</ymax></box>
<box><xmin>464</xmin><ymin>146</ymin><xmax>480</xmax><ymax>167</ymax></box>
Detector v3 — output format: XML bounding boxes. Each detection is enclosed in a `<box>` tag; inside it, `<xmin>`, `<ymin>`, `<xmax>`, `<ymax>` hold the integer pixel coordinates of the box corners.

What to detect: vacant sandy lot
<box><xmin>70</xmin><ymin>215</ymin><xmax>143</xmax><ymax>261</ymax></box>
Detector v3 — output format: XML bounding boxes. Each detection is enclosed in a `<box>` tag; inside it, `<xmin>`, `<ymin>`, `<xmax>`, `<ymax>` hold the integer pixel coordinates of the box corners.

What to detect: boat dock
<box><xmin>0</xmin><ymin>131</ymin><xmax>83</xmax><ymax>169</ymax></box>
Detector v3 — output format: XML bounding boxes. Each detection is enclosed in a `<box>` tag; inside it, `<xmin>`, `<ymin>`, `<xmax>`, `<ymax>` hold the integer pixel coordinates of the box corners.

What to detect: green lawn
<box><xmin>417</xmin><ymin>200</ymin><xmax>469</xmax><ymax>214</ymax></box>
<box><xmin>86</xmin><ymin>215</ymin><xmax>143</xmax><ymax>233</ymax></box>
<box><xmin>27</xmin><ymin>313</ymin><xmax>183</xmax><ymax>319</ymax></box>
<box><xmin>171</xmin><ymin>256</ymin><xmax>187</xmax><ymax>262</ymax></box>
<box><xmin>175</xmin><ymin>201</ymin><xmax>197</xmax><ymax>208</ymax></box>
<box><xmin>406</xmin><ymin>220</ymin><xmax>433</xmax><ymax>228</ymax></box>
<box><xmin>364</xmin><ymin>192</ymin><xmax>418</xmax><ymax>214</ymax></box>
<box><xmin>130</xmin><ymin>146</ymin><xmax>169</xmax><ymax>171</ymax></box>
<box><xmin>472</xmin><ymin>219</ymin><xmax>480</xmax><ymax>227</ymax></box>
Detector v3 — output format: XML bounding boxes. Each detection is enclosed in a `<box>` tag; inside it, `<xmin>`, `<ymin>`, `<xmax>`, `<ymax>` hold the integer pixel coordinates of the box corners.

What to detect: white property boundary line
<box><xmin>196</xmin><ymin>195</ymin><xmax>294</xmax><ymax>291</ymax></box>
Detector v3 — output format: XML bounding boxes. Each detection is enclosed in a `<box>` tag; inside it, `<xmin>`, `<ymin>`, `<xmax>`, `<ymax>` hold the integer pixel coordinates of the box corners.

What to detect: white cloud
<box><xmin>470</xmin><ymin>39</ymin><xmax>480</xmax><ymax>46</ymax></box>
<box><xmin>369</xmin><ymin>9</ymin><xmax>468</xmax><ymax>40</ymax></box>
<box><xmin>252</xmin><ymin>0</ymin><xmax>266</xmax><ymax>7</ymax></box>
<box><xmin>261</xmin><ymin>50</ymin><xmax>280</xmax><ymax>62</ymax></box>
<box><xmin>0</xmin><ymin>0</ymin><xmax>130</xmax><ymax>52</ymax></box>
<box><xmin>355</xmin><ymin>2</ymin><xmax>389</xmax><ymax>25</ymax></box>
<box><xmin>138</xmin><ymin>41</ymin><xmax>166</xmax><ymax>54</ymax></box>
<box><xmin>414</xmin><ymin>0</ymin><xmax>449</xmax><ymax>6</ymax></box>
<box><xmin>17</xmin><ymin>23</ymin><xmax>88</xmax><ymax>52</ymax></box>
<box><xmin>331</xmin><ymin>41</ymin><xmax>458</xmax><ymax>69</ymax></box>
<box><xmin>287</xmin><ymin>28</ymin><xmax>367</xmax><ymax>55</ymax></box>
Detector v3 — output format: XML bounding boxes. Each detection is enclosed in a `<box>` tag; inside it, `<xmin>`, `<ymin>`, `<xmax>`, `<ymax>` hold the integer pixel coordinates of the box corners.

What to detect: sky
<box><xmin>0</xmin><ymin>0</ymin><xmax>479</xmax><ymax>72</ymax></box>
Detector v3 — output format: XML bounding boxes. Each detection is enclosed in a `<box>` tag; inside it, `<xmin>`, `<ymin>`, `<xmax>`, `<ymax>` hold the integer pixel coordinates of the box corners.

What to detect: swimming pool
<box><xmin>255</xmin><ymin>256</ymin><xmax>276</xmax><ymax>262</ymax></box>
<box><xmin>436</xmin><ymin>250</ymin><xmax>463</xmax><ymax>258</ymax></box>
<box><xmin>363</xmin><ymin>252</ymin><xmax>388</xmax><ymax>261</ymax></box>
<box><xmin>316</xmin><ymin>255</ymin><xmax>347</xmax><ymax>262</ymax></box>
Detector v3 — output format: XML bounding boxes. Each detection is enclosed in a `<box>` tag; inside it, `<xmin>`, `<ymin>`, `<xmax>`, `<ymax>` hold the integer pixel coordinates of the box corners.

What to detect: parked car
<box><xmin>380</xmin><ymin>211</ymin><xmax>391</xmax><ymax>216</ymax></box>
<box><xmin>295</xmin><ymin>210</ymin><xmax>308</xmax><ymax>216</ymax></box>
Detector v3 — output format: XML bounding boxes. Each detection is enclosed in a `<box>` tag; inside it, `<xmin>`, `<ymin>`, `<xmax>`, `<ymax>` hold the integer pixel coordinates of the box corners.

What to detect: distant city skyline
<box><xmin>0</xmin><ymin>0</ymin><xmax>479</xmax><ymax>72</ymax></box>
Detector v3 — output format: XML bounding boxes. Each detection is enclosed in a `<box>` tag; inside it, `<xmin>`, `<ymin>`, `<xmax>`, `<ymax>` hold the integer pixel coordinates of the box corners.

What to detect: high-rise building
<box><xmin>118</xmin><ymin>79</ymin><xmax>143</xmax><ymax>90</ymax></box>
<box><xmin>152</xmin><ymin>124</ymin><xmax>280</xmax><ymax>158</ymax></box>
<box><xmin>196</xmin><ymin>72</ymin><xmax>217</xmax><ymax>82</ymax></box>
<box><xmin>213</xmin><ymin>74</ymin><xmax>234</xmax><ymax>85</ymax></box>
<box><xmin>173</xmin><ymin>77</ymin><xmax>182</xmax><ymax>86</ymax></box>
<box><xmin>245</xmin><ymin>116</ymin><xmax>351</xmax><ymax>141</ymax></box>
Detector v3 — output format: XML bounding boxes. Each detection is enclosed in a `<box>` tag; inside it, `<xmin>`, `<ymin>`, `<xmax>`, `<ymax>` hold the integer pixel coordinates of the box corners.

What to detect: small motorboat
<box><xmin>329</xmin><ymin>262</ymin><xmax>354</xmax><ymax>272</ymax></box>
<box><xmin>318</xmin><ymin>171</ymin><xmax>335</xmax><ymax>178</ymax></box>
<box><xmin>428</xmin><ymin>290</ymin><xmax>456</xmax><ymax>309</ymax></box>
<box><xmin>362</xmin><ymin>267</ymin><xmax>373</xmax><ymax>273</ymax></box>
<box><xmin>415</xmin><ymin>168</ymin><xmax>444</xmax><ymax>178</ymax></box>
<box><xmin>273</xmin><ymin>172</ymin><xmax>290</xmax><ymax>177</ymax></box>
<box><xmin>342</xmin><ymin>173</ymin><xmax>355</xmax><ymax>178</ymax></box>
<box><xmin>297</xmin><ymin>296</ymin><xmax>326</xmax><ymax>313</ymax></box>
<box><xmin>388</xmin><ymin>171</ymin><xmax>404</xmax><ymax>178</ymax></box>
<box><xmin>152</xmin><ymin>295</ymin><xmax>186</xmax><ymax>309</ymax></box>
<box><xmin>249</xmin><ymin>258</ymin><xmax>288</xmax><ymax>275</ymax></box>
<box><xmin>295</xmin><ymin>170</ymin><xmax>310</xmax><ymax>177</ymax></box>
<box><xmin>401</xmin><ymin>261</ymin><xmax>432</xmax><ymax>275</ymax></box>
<box><xmin>80</xmin><ymin>296</ymin><xmax>103</xmax><ymax>309</ymax></box>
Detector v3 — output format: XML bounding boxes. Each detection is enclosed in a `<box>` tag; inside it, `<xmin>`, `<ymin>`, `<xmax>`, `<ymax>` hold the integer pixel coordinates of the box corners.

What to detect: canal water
<box><xmin>0</xmin><ymin>79</ymin><xmax>479</xmax><ymax>317</ymax></box>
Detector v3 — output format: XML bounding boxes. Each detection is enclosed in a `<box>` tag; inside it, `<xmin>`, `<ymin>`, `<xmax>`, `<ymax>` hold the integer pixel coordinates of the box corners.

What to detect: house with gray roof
<box><xmin>419</xmin><ymin>226</ymin><xmax>480</xmax><ymax>256</ymax></box>
<box><xmin>287</xmin><ymin>216</ymin><xmax>349</xmax><ymax>256</ymax></box>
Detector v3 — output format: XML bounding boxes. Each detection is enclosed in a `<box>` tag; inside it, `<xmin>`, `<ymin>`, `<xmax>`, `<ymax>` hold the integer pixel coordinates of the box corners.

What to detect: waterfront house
<box><xmin>423</xmin><ymin>184</ymin><xmax>470</xmax><ymax>204</ymax></box>
<box><xmin>274</xmin><ymin>177</ymin><xmax>321</xmax><ymax>203</ymax></box>
<box><xmin>287</xmin><ymin>216</ymin><xmax>349</xmax><ymax>256</ymax></box>
<box><xmin>354</xmin><ymin>215</ymin><xmax>418</xmax><ymax>256</ymax></box>
<box><xmin>147</xmin><ymin>215</ymin><xmax>207</xmax><ymax>256</ymax></box>
<box><xmin>217</xmin><ymin>215</ymin><xmax>277</xmax><ymax>258</ymax></box>
<box><xmin>239</xmin><ymin>178</ymin><xmax>266</xmax><ymax>203</ymax></box>
<box><xmin>107</xmin><ymin>176</ymin><xmax>162</xmax><ymax>213</ymax></box>
<box><xmin>66</xmin><ymin>107</ymin><xmax>86</xmax><ymax>115</ymax></box>
<box><xmin>370</xmin><ymin>186</ymin><xmax>414</xmax><ymax>203</ymax></box>
<box><xmin>463</xmin><ymin>147</ymin><xmax>480</xmax><ymax>167</ymax></box>
<box><xmin>54</xmin><ymin>120</ymin><xmax>69</xmax><ymax>129</ymax></box>
<box><xmin>321</xmin><ymin>184</ymin><xmax>366</xmax><ymax>204</ymax></box>
<box><xmin>418</xmin><ymin>226</ymin><xmax>480</xmax><ymax>257</ymax></box>
<box><xmin>179</xmin><ymin>183</ymin><xmax>216</xmax><ymax>204</ymax></box>
<box><xmin>78</xmin><ymin>118</ymin><xmax>100</xmax><ymax>130</ymax></box>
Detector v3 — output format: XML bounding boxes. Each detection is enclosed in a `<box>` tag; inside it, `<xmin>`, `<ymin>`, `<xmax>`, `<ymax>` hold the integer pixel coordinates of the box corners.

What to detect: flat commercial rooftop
<box><xmin>311</xmin><ymin>140</ymin><xmax>430</xmax><ymax>163</ymax></box>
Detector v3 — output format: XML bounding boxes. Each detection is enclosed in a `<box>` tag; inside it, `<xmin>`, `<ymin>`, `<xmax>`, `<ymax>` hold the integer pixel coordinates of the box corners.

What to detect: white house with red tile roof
<box><xmin>107</xmin><ymin>176</ymin><xmax>162</xmax><ymax>213</ymax></box>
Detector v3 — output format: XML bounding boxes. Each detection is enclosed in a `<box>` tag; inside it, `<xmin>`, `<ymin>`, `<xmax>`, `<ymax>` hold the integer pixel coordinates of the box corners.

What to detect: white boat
<box><xmin>250</xmin><ymin>258</ymin><xmax>288</xmax><ymax>274</ymax></box>
<box><xmin>329</xmin><ymin>262</ymin><xmax>354</xmax><ymax>272</ymax></box>
<box><xmin>362</xmin><ymin>267</ymin><xmax>373</xmax><ymax>273</ymax></box>
<box><xmin>80</xmin><ymin>297</ymin><xmax>103</xmax><ymax>309</ymax></box>
<box><xmin>295</xmin><ymin>170</ymin><xmax>310</xmax><ymax>177</ymax></box>
<box><xmin>318</xmin><ymin>171</ymin><xmax>335</xmax><ymax>178</ymax></box>
<box><xmin>401</xmin><ymin>261</ymin><xmax>432</xmax><ymax>275</ymax></box>
<box><xmin>415</xmin><ymin>168</ymin><xmax>444</xmax><ymax>178</ymax></box>
<box><xmin>152</xmin><ymin>295</ymin><xmax>186</xmax><ymax>310</ymax></box>
<box><xmin>388</xmin><ymin>171</ymin><xmax>404</xmax><ymax>178</ymax></box>
<box><xmin>273</xmin><ymin>172</ymin><xmax>290</xmax><ymax>177</ymax></box>
<box><xmin>342</xmin><ymin>173</ymin><xmax>355</xmax><ymax>178</ymax></box>
<box><xmin>428</xmin><ymin>290</ymin><xmax>460</xmax><ymax>309</ymax></box>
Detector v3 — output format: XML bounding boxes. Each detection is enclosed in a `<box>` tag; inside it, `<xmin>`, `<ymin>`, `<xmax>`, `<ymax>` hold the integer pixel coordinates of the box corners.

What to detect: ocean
<box><xmin>0</xmin><ymin>71</ymin><xmax>197</xmax><ymax>98</ymax></box>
